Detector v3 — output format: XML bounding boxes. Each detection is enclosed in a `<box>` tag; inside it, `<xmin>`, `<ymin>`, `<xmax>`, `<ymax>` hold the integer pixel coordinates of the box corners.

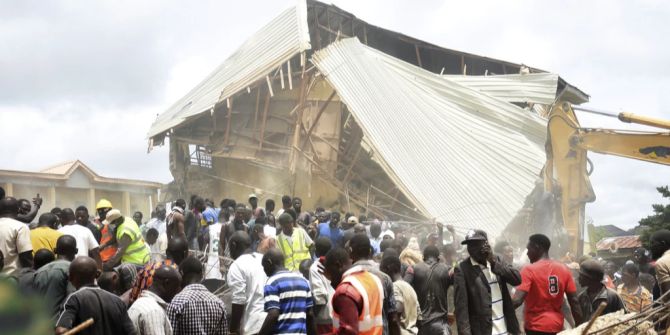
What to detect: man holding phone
<box><xmin>454</xmin><ymin>229</ymin><xmax>522</xmax><ymax>335</ymax></box>
<box><xmin>17</xmin><ymin>193</ymin><xmax>42</xmax><ymax>224</ymax></box>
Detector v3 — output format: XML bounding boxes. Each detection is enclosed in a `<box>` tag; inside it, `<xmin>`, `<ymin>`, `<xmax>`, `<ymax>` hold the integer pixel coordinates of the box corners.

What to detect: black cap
<box><xmin>461</xmin><ymin>229</ymin><xmax>488</xmax><ymax>245</ymax></box>
<box><xmin>580</xmin><ymin>259</ymin><xmax>605</xmax><ymax>282</ymax></box>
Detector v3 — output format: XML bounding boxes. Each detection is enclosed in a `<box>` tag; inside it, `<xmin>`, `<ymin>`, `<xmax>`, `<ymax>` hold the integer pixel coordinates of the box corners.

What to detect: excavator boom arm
<box><xmin>576</xmin><ymin>130</ymin><xmax>670</xmax><ymax>165</ymax></box>
<box><xmin>546</xmin><ymin>102</ymin><xmax>670</xmax><ymax>255</ymax></box>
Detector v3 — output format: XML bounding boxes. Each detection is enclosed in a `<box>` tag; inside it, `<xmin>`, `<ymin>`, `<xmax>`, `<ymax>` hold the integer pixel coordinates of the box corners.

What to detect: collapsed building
<box><xmin>147</xmin><ymin>0</ymin><xmax>588</xmax><ymax>239</ymax></box>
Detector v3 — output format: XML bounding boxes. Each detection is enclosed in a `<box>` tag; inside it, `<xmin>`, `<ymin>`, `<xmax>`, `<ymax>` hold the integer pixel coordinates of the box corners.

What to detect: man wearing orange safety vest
<box><xmin>324</xmin><ymin>241</ymin><xmax>385</xmax><ymax>335</ymax></box>
<box><xmin>95</xmin><ymin>199</ymin><xmax>117</xmax><ymax>262</ymax></box>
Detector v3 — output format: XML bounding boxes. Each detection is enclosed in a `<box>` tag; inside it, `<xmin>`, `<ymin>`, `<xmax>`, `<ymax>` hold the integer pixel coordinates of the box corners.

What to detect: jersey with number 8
<box><xmin>517</xmin><ymin>259</ymin><xmax>577</xmax><ymax>333</ymax></box>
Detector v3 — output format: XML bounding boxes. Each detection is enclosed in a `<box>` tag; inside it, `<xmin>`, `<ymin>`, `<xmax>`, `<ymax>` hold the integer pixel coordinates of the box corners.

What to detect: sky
<box><xmin>0</xmin><ymin>0</ymin><xmax>668</xmax><ymax>230</ymax></box>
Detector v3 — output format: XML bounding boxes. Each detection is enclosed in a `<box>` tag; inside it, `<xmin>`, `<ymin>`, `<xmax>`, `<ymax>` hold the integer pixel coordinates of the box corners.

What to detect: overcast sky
<box><xmin>1</xmin><ymin>0</ymin><xmax>668</xmax><ymax>230</ymax></box>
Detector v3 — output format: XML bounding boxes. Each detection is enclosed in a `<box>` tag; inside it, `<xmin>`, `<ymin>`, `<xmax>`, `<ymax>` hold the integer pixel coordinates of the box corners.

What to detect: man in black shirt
<box><xmin>577</xmin><ymin>259</ymin><xmax>626</xmax><ymax>320</ymax></box>
<box><xmin>404</xmin><ymin>245</ymin><xmax>453</xmax><ymax>335</ymax></box>
<box><xmin>55</xmin><ymin>256</ymin><xmax>135</xmax><ymax>335</ymax></box>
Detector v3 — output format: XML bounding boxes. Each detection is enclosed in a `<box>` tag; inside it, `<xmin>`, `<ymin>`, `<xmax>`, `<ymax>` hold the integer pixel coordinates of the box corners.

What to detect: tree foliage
<box><xmin>639</xmin><ymin>186</ymin><xmax>670</xmax><ymax>248</ymax></box>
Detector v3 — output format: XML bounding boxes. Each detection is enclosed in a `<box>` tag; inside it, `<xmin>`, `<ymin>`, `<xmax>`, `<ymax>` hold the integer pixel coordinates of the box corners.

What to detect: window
<box><xmin>189</xmin><ymin>145</ymin><xmax>212</xmax><ymax>168</ymax></box>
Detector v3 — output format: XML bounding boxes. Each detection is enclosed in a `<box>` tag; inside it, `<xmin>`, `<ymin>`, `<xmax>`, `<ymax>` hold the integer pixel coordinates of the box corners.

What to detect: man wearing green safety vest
<box><xmin>102</xmin><ymin>209</ymin><xmax>150</xmax><ymax>270</ymax></box>
<box><xmin>276</xmin><ymin>213</ymin><xmax>313</xmax><ymax>272</ymax></box>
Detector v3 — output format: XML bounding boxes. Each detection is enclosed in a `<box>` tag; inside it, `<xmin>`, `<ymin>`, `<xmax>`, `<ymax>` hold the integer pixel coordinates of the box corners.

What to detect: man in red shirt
<box><xmin>513</xmin><ymin>234</ymin><xmax>583</xmax><ymax>335</ymax></box>
<box><xmin>324</xmin><ymin>246</ymin><xmax>384</xmax><ymax>335</ymax></box>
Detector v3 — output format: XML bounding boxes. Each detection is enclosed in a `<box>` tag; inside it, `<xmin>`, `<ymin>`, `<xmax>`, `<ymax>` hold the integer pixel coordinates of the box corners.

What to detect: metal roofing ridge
<box><xmin>148</xmin><ymin>1</ymin><xmax>311</xmax><ymax>138</ymax></box>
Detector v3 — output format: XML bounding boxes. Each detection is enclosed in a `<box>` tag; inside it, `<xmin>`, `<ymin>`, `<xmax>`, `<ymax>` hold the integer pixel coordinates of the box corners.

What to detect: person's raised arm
<box><xmin>490</xmin><ymin>256</ymin><xmax>521</xmax><ymax>286</ymax></box>
<box><xmin>446</xmin><ymin>225</ymin><xmax>459</xmax><ymax>246</ymax></box>
<box><xmin>17</xmin><ymin>195</ymin><xmax>41</xmax><ymax>224</ymax></box>
<box><xmin>435</xmin><ymin>220</ymin><xmax>444</xmax><ymax>248</ymax></box>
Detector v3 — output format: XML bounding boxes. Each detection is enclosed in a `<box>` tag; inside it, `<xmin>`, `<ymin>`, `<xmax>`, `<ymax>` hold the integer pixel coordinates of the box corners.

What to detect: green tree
<box><xmin>639</xmin><ymin>186</ymin><xmax>670</xmax><ymax>248</ymax></box>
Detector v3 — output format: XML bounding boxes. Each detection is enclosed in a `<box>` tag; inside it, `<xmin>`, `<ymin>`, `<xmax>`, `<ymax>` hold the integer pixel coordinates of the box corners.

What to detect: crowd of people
<box><xmin>2</xmin><ymin>186</ymin><xmax>670</xmax><ymax>335</ymax></box>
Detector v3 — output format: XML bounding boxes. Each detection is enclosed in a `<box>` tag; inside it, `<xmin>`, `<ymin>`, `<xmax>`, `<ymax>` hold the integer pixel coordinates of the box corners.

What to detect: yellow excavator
<box><xmin>545</xmin><ymin>102</ymin><xmax>670</xmax><ymax>255</ymax></box>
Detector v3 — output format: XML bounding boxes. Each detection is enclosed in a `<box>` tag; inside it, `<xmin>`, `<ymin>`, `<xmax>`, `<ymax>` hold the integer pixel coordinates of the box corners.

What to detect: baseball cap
<box><xmin>461</xmin><ymin>229</ymin><xmax>488</xmax><ymax>245</ymax></box>
<box><xmin>248</xmin><ymin>193</ymin><xmax>258</xmax><ymax>199</ymax></box>
<box><xmin>104</xmin><ymin>209</ymin><xmax>122</xmax><ymax>224</ymax></box>
<box><xmin>347</xmin><ymin>216</ymin><xmax>359</xmax><ymax>224</ymax></box>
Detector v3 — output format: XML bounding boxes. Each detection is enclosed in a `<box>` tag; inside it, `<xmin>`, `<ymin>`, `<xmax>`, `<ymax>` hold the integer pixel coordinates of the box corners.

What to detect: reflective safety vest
<box><xmin>332</xmin><ymin>266</ymin><xmax>384</xmax><ymax>335</ymax></box>
<box><xmin>99</xmin><ymin>223</ymin><xmax>117</xmax><ymax>262</ymax></box>
<box><xmin>277</xmin><ymin>228</ymin><xmax>311</xmax><ymax>272</ymax></box>
<box><xmin>116</xmin><ymin>217</ymin><xmax>150</xmax><ymax>266</ymax></box>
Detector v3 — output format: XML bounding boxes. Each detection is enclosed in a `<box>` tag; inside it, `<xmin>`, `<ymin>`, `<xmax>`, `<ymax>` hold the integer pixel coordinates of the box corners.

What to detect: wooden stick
<box><xmin>223</xmin><ymin>98</ymin><xmax>233</xmax><ymax>145</ymax></box>
<box><xmin>415</xmin><ymin>44</ymin><xmax>422</xmax><ymax>68</ymax></box>
<box><xmin>63</xmin><ymin>318</ymin><xmax>94</xmax><ymax>335</ymax></box>
<box><xmin>591</xmin><ymin>289</ymin><xmax>670</xmax><ymax>334</ymax></box>
<box><xmin>617</xmin><ymin>304</ymin><xmax>670</xmax><ymax>334</ymax></box>
<box><xmin>258</xmin><ymin>91</ymin><xmax>271</xmax><ymax>150</ymax></box>
<box><xmin>582</xmin><ymin>302</ymin><xmax>608</xmax><ymax>335</ymax></box>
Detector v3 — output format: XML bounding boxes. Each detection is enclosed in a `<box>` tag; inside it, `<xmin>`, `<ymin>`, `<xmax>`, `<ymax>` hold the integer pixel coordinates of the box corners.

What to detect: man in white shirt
<box><xmin>128</xmin><ymin>265</ymin><xmax>181</xmax><ymax>335</ymax></box>
<box><xmin>58</xmin><ymin>208</ymin><xmax>102</xmax><ymax>269</ymax></box>
<box><xmin>146</xmin><ymin>228</ymin><xmax>168</xmax><ymax>263</ymax></box>
<box><xmin>276</xmin><ymin>195</ymin><xmax>292</xmax><ymax>218</ymax></box>
<box><xmin>310</xmin><ymin>237</ymin><xmax>335</xmax><ymax>334</ymax></box>
<box><xmin>0</xmin><ymin>197</ymin><xmax>33</xmax><ymax>277</ymax></box>
<box><xmin>227</xmin><ymin>231</ymin><xmax>268</xmax><ymax>335</ymax></box>
<box><xmin>204</xmin><ymin>220</ymin><xmax>223</xmax><ymax>280</ymax></box>
<box><xmin>146</xmin><ymin>205</ymin><xmax>167</xmax><ymax>236</ymax></box>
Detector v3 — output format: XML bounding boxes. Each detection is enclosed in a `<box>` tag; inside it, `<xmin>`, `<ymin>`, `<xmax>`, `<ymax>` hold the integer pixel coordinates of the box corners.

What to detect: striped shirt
<box><xmin>471</xmin><ymin>258</ymin><xmax>507</xmax><ymax>335</ymax></box>
<box><xmin>264</xmin><ymin>270</ymin><xmax>314</xmax><ymax>334</ymax></box>
<box><xmin>128</xmin><ymin>290</ymin><xmax>172</xmax><ymax>335</ymax></box>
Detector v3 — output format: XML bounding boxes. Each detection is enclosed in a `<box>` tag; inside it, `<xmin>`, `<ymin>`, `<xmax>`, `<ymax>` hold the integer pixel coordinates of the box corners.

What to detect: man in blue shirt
<box><xmin>259</xmin><ymin>248</ymin><xmax>317</xmax><ymax>335</ymax></box>
<box><xmin>317</xmin><ymin>211</ymin><xmax>342</xmax><ymax>247</ymax></box>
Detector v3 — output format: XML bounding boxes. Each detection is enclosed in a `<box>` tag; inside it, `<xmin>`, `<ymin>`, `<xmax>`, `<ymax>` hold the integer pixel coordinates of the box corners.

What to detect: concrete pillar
<box><xmin>3</xmin><ymin>183</ymin><xmax>13</xmax><ymax>196</ymax></box>
<box><xmin>122</xmin><ymin>191</ymin><xmax>131</xmax><ymax>216</ymax></box>
<box><xmin>88</xmin><ymin>188</ymin><xmax>96</xmax><ymax>212</ymax></box>
<box><xmin>49</xmin><ymin>186</ymin><xmax>57</xmax><ymax>209</ymax></box>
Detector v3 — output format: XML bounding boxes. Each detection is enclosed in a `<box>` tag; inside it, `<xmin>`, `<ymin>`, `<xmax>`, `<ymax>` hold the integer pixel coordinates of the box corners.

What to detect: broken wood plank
<box><xmin>253</xmin><ymin>87</ymin><xmax>261</xmax><ymax>133</ymax></box>
<box><xmin>258</xmin><ymin>91</ymin><xmax>271</xmax><ymax>150</ymax></box>
<box><xmin>223</xmin><ymin>98</ymin><xmax>233</xmax><ymax>145</ymax></box>
<box><xmin>415</xmin><ymin>45</ymin><xmax>423</xmax><ymax>68</ymax></box>
<box><xmin>300</xmin><ymin>90</ymin><xmax>336</xmax><ymax>151</ymax></box>
<box><xmin>343</xmin><ymin>145</ymin><xmax>363</xmax><ymax>186</ymax></box>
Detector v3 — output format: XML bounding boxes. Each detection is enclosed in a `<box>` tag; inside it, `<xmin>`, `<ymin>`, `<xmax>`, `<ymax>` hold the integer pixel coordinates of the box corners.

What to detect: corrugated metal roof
<box><xmin>596</xmin><ymin>235</ymin><xmax>641</xmax><ymax>251</ymax></box>
<box><xmin>443</xmin><ymin>73</ymin><xmax>560</xmax><ymax>105</ymax></box>
<box><xmin>312</xmin><ymin>38</ymin><xmax>547</xmax><ymax>235</ymax></box>
<box><xmin>148</xmin><ymin>2</ymin><xmax>311</xmax><ymax>138</ymax></box>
